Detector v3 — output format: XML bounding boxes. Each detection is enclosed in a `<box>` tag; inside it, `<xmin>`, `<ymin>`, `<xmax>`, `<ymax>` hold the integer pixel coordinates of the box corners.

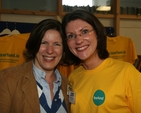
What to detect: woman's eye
<box><xmin>67</xmin><ymin>34</ymin><xmax>74</xmax><ymax>39</ymax></box>
<box><xmin>82</xmin><ymin>29</ymin><xmax>89</xmax><ymax>34</ymax></box>
<box><xmin>41</xmin><ymin>41</ymin><xmax>47</xmax><ymax>44</ymax></box>
<box><xmin>55</xmin><ymin>43</ymin><xmax>61</xmax><ymax>46</ymax></box>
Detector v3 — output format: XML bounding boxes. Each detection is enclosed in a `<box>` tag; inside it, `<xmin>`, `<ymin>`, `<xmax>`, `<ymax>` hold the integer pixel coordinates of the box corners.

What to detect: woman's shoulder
<box><xmin>107</xmin><ymin>58</ymin><xmax>139</xmax><ymax>73</ymax></box>
<box><xmin>0</xmin><ymin>61</ymin><xmax>32</xmax><ymax>78</ymax></box>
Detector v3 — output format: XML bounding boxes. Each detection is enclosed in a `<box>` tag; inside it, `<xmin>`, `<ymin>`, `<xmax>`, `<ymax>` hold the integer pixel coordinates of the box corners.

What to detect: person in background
<box><xmin>62</xmin><ymin>9</ymin><xmax>141</xmax><ymax>113</ymax></box>
<box><xmin>0</xmin><ymin>19</ymin><xmax>70</xmax><ymax>113</ymax></box>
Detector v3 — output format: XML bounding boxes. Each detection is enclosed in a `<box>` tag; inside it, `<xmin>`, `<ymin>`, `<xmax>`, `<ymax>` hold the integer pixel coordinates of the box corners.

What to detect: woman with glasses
<box><xmin>62</xmin><ymin>9</ymin><xmax>141</xmax><ymax>113</ymax></box>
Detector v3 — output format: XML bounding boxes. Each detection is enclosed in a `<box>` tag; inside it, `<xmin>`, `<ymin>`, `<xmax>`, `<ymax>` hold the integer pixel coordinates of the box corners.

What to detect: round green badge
<box><xmin>93</xmin><ymin>90</ymin><xmax>105</xmax><ymax>106</ymax></box>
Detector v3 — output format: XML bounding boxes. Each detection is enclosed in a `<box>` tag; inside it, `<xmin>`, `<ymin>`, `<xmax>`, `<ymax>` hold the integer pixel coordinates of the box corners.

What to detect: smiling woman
<box><xmin>61</xmin><ymin>9</ymin><xmax>141</xmax><ymax>113</ymax></box>
<box><xmin>0</xmin><ymin>19</ymin><xmax>70</xmax><ymax>113</ymax></box>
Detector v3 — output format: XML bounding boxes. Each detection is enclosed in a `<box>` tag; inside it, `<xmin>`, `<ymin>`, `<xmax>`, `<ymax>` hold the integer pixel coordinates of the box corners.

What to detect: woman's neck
<box><xmin>82</xmin><ymin>57</ymin><xmax>103</xmax><ymax>70</ymax></box>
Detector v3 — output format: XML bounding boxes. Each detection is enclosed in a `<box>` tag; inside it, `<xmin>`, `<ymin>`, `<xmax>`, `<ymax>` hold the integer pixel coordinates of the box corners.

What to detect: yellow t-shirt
<box><xmin>0</xmin><ymin>33</ymin><xmax>30</xmax><ymax>70</ymax></box>
<box><xmin>69</xmin><ymin>58</ymin><xmax>141</xmax><ymax>113</ymax></box>
<box><xmin>107</xmin><ymin>36</ymin><xmax>137</xmax><ymax>64</ymax></box>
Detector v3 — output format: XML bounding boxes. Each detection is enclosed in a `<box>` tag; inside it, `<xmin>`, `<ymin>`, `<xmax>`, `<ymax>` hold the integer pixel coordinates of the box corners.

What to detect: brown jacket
<box><xmin>0</xmin><ymin>61</ymin><xmax>70</xmax><ymax>113</ymax></box>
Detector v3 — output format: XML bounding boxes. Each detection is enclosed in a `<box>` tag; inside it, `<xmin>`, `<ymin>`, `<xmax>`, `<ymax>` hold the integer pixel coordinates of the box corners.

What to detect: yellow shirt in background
<box><xmin>107</xmin><ymin>36</ymin><xmax>137</xmax><ymax>64</ymax></box>
<box><xmin>0</xmin><ymin>33</ymin><xmax>30</xmax><ymax>70</ymax></box>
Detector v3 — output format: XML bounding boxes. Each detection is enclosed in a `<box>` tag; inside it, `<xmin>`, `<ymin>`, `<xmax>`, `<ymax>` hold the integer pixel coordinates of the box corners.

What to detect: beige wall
<box><xmin>120</xmin><ymin>20</ymin><xmax>141</xmax><ymax>55</ymax></box>
<box><xmin>1</xmin><ymin>14</ymin><xmax>141</xmax><ymax>55</ymax></box>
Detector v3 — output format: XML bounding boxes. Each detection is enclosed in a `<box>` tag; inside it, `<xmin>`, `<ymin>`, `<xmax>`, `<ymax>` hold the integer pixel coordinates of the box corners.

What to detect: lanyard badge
<box><xmin>67</xmin><ymin>85</ymin><xmax>76</xmax><ymax>104</ymax></box>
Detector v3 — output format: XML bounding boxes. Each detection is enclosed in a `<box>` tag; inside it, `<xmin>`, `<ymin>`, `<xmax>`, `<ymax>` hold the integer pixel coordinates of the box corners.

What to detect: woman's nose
<box><xmin>75</xmin><ymin>35</ymin><xmax>84</xmax><ymax>44</ymax></box>
<box><xmin>46</xmin><ymin>45</ymin><xmax>54</xmax><ymax>54</ymax></box>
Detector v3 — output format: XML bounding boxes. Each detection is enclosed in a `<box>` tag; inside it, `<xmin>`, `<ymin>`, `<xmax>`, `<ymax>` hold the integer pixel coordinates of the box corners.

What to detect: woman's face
<box><xmin>34</xmin><ymin>30</ymin><xmax>63</xmax><ymax>72</ymax></box>
<box><xmin>66</xmin><ymin>19</ymin><xmax>98</xmax><ymax>63</ymax></box>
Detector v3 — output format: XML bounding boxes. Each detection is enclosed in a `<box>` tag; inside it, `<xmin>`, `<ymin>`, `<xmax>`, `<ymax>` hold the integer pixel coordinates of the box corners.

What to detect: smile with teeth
<box><xmin>77</xmin><ymin>45</ymin><xmax>88</xmax><ymax>51</ymax></box>
<box><xmin>44</xmin><ymin>56</ymin><xmax>54</xmax><ymax>60</ymax></box>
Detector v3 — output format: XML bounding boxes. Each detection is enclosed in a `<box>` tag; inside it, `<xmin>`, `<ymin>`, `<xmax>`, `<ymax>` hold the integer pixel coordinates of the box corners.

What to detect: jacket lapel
<box><xmin>17</xmin><ymin>61</ymin><xmax>40</xmax><ymax>113</ymax></box>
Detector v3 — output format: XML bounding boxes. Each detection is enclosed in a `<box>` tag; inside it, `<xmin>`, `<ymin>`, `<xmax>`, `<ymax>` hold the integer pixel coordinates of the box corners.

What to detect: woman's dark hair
<box><xmin>23</xmin><ymin>19</ymin><xmax>68</xmax><ymax>65</ymax></box>
<box><xmin>62</xmin><ymin>9</ymin><xmax>109</xmax><ymax>65</ymax></box>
